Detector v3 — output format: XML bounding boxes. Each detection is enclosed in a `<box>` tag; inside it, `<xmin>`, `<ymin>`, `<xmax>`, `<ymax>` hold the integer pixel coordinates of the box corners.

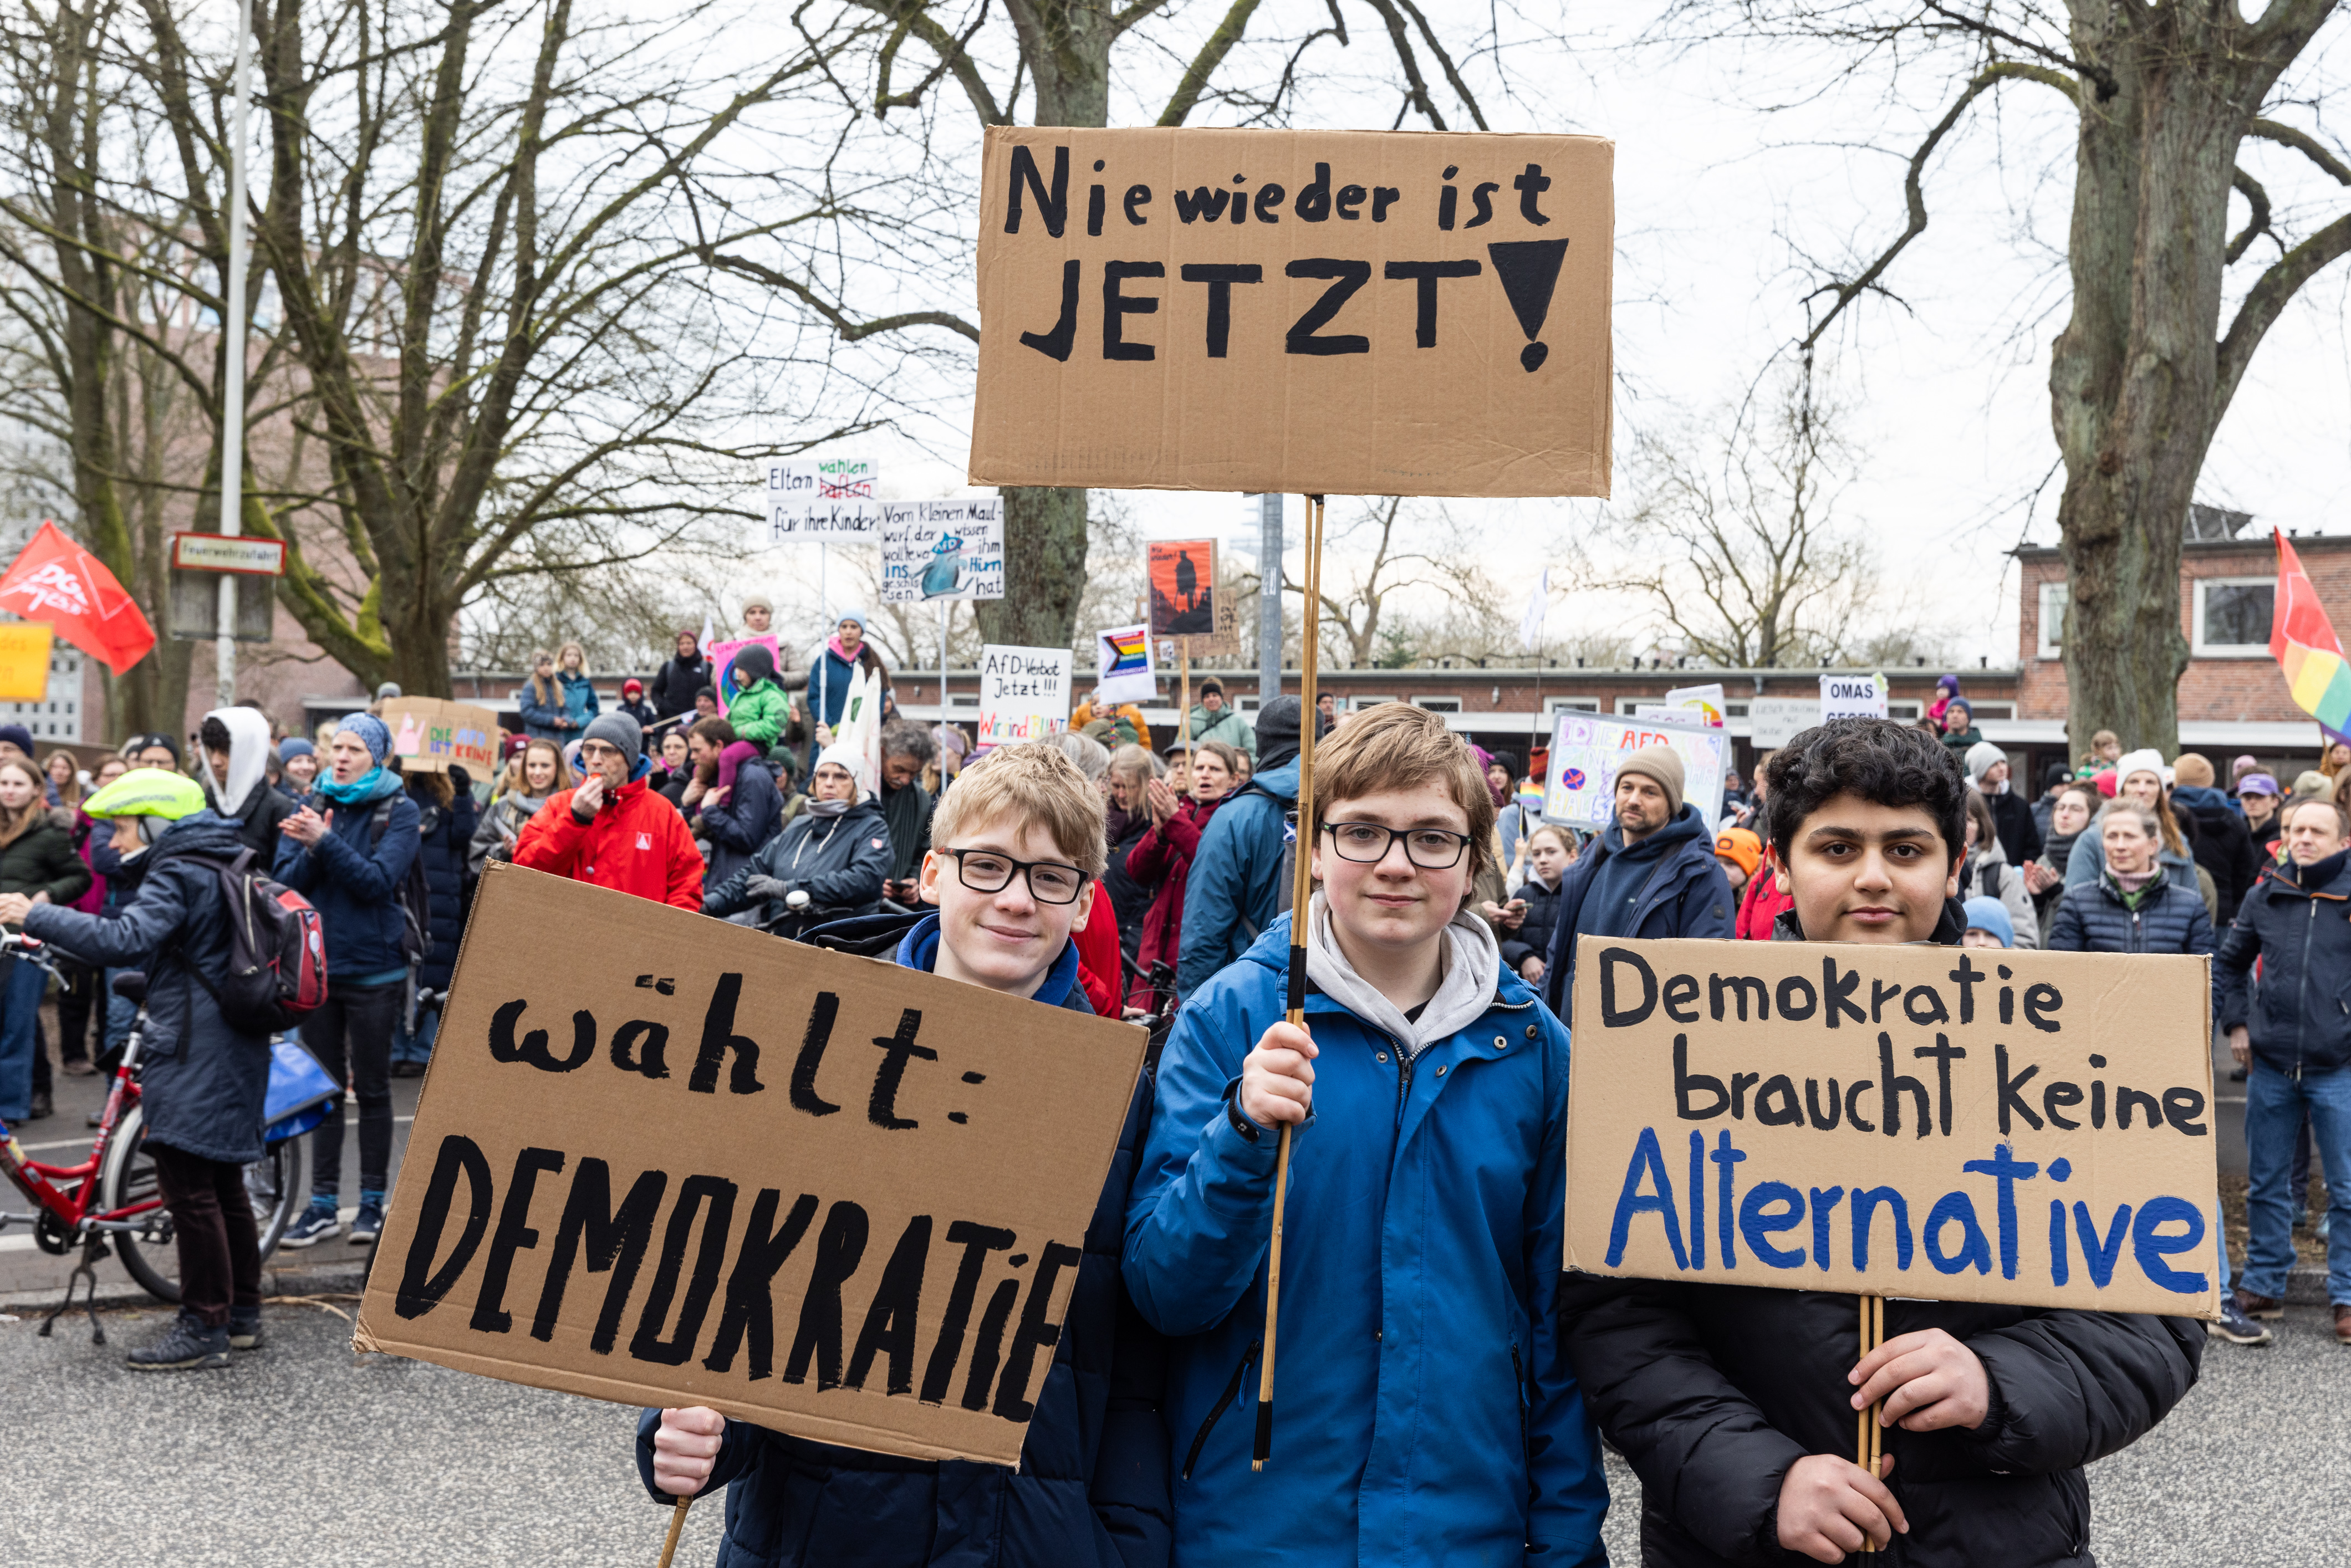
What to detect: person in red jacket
<box><xmin>1125</xmin><ymin>737</ymin><xmax>1239</xmax><ymax>1007</ymax></box>
<box><xmin>513</xmin><ymin>713</ymin><xmax>702</xmax><ymax>910</ymax></box>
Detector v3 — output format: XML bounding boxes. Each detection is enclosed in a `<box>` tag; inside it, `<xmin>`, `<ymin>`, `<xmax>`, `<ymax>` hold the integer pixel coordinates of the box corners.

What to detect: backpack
<box><xmin>169</xmin><ymin>847</ymin><xmax>329</xmax><ymax>1034</ymax></box>
<box><xmin>1234</xmin><ymin>786</ymin><xmax>1301</xmax><ymax>944</ymax></box>
<box><xmin>373</xmin><ymin>796</ymin><xmax>432</xmax><ymax>966</ymax></box>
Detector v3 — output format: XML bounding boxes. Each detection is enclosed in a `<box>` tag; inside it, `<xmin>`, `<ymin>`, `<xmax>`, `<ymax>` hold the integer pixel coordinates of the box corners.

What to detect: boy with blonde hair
<box><xmin>640</xmin><ymin>743</ymin><xmax>1171</xmax><ymax>1566</ymax></box>
<box><xmin>1124</xmin><ymin>702</ymin><xmax>1608</xmax><ymax>1566</ymax></box>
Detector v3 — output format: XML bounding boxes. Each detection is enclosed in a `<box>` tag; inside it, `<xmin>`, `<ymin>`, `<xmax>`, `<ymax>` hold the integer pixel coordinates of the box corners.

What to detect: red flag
<box><xmin>0</xmin><ymin>520</ymin><xmax>156</xmax><ymax>675</ymax></box>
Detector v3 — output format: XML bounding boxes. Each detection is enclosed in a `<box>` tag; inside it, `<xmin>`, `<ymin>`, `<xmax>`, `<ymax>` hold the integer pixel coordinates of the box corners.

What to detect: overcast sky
<box><xmin>779</xmin><ymin>6</ymin><xmax>2351</xmax><ymax>670</ymax></box>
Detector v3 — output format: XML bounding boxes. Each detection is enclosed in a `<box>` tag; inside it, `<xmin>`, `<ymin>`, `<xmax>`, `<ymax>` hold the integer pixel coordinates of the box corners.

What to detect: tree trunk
<box><xmin>2052</xmin><ymin>4</ymin><xmax>2313</xmax><ymax>756</ymax></box>
<box><xmin>976</xmin><ymin>485</ymin><xmax>1091</xmax><ymax>648</ymax></box>
<box><xmin>990</xmin><ymin>1</ymin><xmax>1113</xmax><ymax>651</ymax></box>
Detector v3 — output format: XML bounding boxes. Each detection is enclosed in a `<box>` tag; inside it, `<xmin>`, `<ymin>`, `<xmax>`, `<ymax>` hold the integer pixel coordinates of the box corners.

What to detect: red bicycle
<box><xmin>0</xmin><ymin>932</ymin><xmax>308</xmax><ymax>1340</ymax></box>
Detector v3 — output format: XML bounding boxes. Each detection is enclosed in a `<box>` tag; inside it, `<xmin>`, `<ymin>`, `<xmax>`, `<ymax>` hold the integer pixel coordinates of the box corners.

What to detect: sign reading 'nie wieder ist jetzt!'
<box><xmin>354</xmin><ymin>865</ymin><xmax>1148</xmax><ymax>1466</ymax></box>
<box><xmin>1567</xmin><ymin>939</ymin><xmax>2220</xmax><ymax>1319</ymax></box>
<box><xmin>970</xmin><ymin>127</ymin><xmax>1613</xmax><ymax>499</ymax></box>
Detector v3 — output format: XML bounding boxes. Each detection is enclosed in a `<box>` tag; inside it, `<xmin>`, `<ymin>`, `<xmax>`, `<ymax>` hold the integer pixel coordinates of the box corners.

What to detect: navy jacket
<box><xmin>2171</xmin><ymin>785</ymin><xmax>2262</xmax><ymax>923</ymax></box>
<box><xmin>1175</xmin><ymin>759</ymin><xmax>1298</xmax><ymax>999</ymax></box>
<box><xmin>411</xmin><ymin>773</ymin><xmax>478</xmax><ymax>994</ymax></box>
<box><xmin>1542</xmin><ymin>804</ymin><xmax>1736</xmax><ymax>1020</ymax></box>
<box><xmin>272</xmin><ymin>773</ymin><xmax>420</xmax><ymax>980</ymax></box>
<box><xmin>635</xmin><ymin>913</ymin><xmax>1171</xmax><ymax>1568</ymax></box>
<box><xmin>696</xmin><ymin>760</ymin><xmax>783</xmax><ymax>891</ymax></box>
<box><xmin>2044</xmin><ymin>867</ymin><xmax>2214</xmax><ymax>958</ymax></box>
<box><xmin>26</xmin><ymin>814</ymin><xmax>271</xmax><ymax>1164</ymax></box>
<box><xmin>701</xmin><ymin>800</ymin><xmax>891</xmax><ymax>938</ymax></box>
<box><xmin>2214</xmin><ymin>850</ymin><xmax>2351</xmax><ymax>1075</ymax></box>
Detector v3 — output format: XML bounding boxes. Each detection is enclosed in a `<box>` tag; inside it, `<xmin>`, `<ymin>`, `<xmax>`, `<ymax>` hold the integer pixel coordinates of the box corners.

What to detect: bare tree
<box><xmin>704</xmin><ymin>1</ymin><xmax>1506</xmax><ymax>652</ymax></box>
<box><xmin>1690</xmin><ymin>0</ymin><xmax>2351</xmax><ymax>749</ymax></box>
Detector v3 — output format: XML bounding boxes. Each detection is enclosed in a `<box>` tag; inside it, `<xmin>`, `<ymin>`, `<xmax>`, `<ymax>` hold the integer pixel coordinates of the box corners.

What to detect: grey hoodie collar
<box><xmin>1303</xmin><ymin>891</ymin><xmax>1501</xmax><ymax>1057</ymax></box>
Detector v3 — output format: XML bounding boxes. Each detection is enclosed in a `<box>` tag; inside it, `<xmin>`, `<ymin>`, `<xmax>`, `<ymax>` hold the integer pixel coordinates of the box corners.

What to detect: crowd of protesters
<box><xmin>7</xmin><ymin>622</ymin><xmax>2342</xmax><ymax>1555</ymax></box>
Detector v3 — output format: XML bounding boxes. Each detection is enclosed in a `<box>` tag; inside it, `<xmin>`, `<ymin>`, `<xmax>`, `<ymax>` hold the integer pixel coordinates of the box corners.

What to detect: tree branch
<box><xmin>2226</xmin><ymin>167</ymin><xmax>2273</xmax><ymax>265</ymax></box>
<box><xmin>1156</xmin><ymin>0</ymin><xmax>1262</xmax><ymax>126</ymax></box>
<box><xmin>1917</xmin><ymin>1</ymin><xmax>2117</xmax><ymax>101</ymax></box>
<box><xmin>695</xmin><ymin>246</ymin><xmax>979</xmax><ymax>341</ymax></box>
<box><xmin>2248</xmin><ymin>117</ymin><xmax>2351</xmax><ymax>188</ymax></box>
<box><xmin>2214</xmin><ymin>207</ymin><xmax>2351</xmax><ymax>442</ymax></box>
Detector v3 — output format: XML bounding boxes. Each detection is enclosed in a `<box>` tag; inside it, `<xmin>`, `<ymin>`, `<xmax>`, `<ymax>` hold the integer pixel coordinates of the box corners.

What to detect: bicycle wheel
<box><xmin>99</xmin><ymin>1105</ymin><xmax>311</xmax><ymax>1304</ymax></box>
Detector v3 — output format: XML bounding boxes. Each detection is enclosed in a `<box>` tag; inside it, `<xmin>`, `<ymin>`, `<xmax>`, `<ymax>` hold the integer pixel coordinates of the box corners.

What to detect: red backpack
<box><xmin>168</xmin><ymin>847</ymin><xmax>329</xmax><ymax>1034</ymax></box>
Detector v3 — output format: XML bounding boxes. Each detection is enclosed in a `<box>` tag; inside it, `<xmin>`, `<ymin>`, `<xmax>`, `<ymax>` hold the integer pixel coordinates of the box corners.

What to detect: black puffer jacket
<box><xmin>2214</xmin><ymin>849</ymin><xmax>2351</xmax><ymax>1075</ymax></box>
<box><xmin>1568</xmin><ymin>897</ymin><xmax>2204</xmax><ymax>1567</ymax></box>
<box><xmin>701</xmin><ymin>800</ymin><xmax>890</xmax><ymax>938</ymax></box>
<box><xmin>0</xmin><ymin>814</ymin><xmax>91</xmax><ymax>905</ymax></box>
<box><xmin>2043</xmin><ymin>867</ymin><xmax>2213</xmax><ymax>958</ymax></box>
<box><xmin>410</xmin><ymin>772</ymin><xmax>478</xmax><ymax>994</ymax></box>
<box><xmin>2169</xmin><ymin>786</ymin><xmax>2262</xmax><ymax>923</ymax></box>
<box><xmin>23</xmin><ymin>814</ymin><xmax>269</xmax><ymax>1164</ymax></box>
<box><xmin>210</xmin><ymin>776</ymin><xmax>299</xmax><ymax>858</ymax></box>
<box><xmin>651</xmin><ymin>650</ymin><xmax>710</xmax><ymax>719</ymax></box>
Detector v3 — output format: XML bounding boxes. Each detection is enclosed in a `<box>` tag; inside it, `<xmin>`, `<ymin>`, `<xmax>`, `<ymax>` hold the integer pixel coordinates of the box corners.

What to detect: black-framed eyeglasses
<box><xmin>943</xmin><ymin>847</ymin><xmax>1088</xmax><ymax>905</ymax></box>
<box><xmin>1322</xmin><ymin>821</ymin><xmax>1473</xmax><ymax>869</ymax></box>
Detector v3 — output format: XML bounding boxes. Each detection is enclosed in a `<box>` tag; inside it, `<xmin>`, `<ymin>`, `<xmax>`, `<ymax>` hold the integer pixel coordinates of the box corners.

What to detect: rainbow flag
<box><xmin>1102</xmin><ymin>626</ymin><xmax>1150</xmax><ymax>677</ymax></box>
<box><xmin>2271</xmin><ymin>529</ymin><xmax>2351</xmax><ymax>742</ymax></box>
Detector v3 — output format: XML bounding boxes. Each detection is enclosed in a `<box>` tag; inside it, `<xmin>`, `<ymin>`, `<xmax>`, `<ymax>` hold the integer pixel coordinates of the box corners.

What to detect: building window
<box><xmin>1414</xmin><ymin>696</ymin><xmax>1462</xmax><ymax>713</ymax></box>
<box><xmin>2037</xmin><ymin>582</ymin><xmax>2068</xmax><ymax>661</ymax></box>
<box><xmin>1544</xmin><ymin>696</ymin><xmax>1599</xmax><ymax>714</ymax></box>
<box><xmin>1350</xmin><ymin>694</ymin><xmax>1397</xmax><ymax>710</ymax></box>
<box><xmin>1960</xmin><ymin>701</ymin><xmax>2016</xmax><ymax>720</ymax></box>
<box><xmin>1887</xmin><ymin>702</ymin><xmax>1922</xmax><ymax>720</ymax></box>
<box><xmin>2194</xmin><ymin>576</ymin><xmax>2274</xmax><ymax>656</ymax></box>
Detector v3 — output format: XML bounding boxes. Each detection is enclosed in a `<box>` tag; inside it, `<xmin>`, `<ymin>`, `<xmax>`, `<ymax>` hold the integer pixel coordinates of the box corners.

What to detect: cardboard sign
<box><xmin>0</xmin><ymin>622</ymin><xmax>54</xmax><ymax>701</ymax></box>
<box><xmin>354</xmin><ymin>866</ymin><xmax>1147</xmax><ymax>1465</ymax></box>
<box><xmin>881</xmin><ymin>500</ymin><xmax>1007</xmax><ymax>604</ymax></box>
<box><xmin>977</xmin><ymin>645</ymin><xmax>1072</xmax><ymax>746</ymax></box>
<box><xmin>1147</xmin><ymin>540</ymin><xmax>1217</xmax><ymax>640</ymax></box>
<box><xmin>1567</xmin><ymin>938</ymin><xmax>2221</xmax><ymax>1319</ymax></box>
<box><xmin>1543</xmin><ymin>713</ymin><xmax>1731</xmax><ymax>834</ymax></box>
<box><xmin>1662</xmin><ymin>683</ymin><xmax>1726</xmax><ymax>727</ymax></box>
<box><xmin>1820</xmin><ymin>673</ymin><xmax>1888</xmax><ymax>722</ymax></box>
<box><xmin>969</xmin><ymin>127</ymin><xmax>1613</xmax><ymax>498</ymax></box>
<box><xmin>707</xmin><ymin>635</ymin><xmax>783</xmax><ymax>716</ymax></box>
<box><xmin>383</xmin><ymin>698</ymin><xmax>501</xmax><ymax>777</ymax></box>
<box><xmin>1747</xmin><ymin>698</ymin><xmax>1820</xmax><ymax>749</ymax></box>
<box><xmin>1093</xmin><ymin>624</ymin><xmax>1157</xmax><ymax>706</ymax></box>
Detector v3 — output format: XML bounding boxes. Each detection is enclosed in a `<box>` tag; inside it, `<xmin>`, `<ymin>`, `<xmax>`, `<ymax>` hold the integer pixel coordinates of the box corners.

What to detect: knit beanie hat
<box><xmin>583</xmin><ymin>711</ymin><xmax>643</xmax><ymax>774</ymax></box>
<box><xmin>2171</xmin><ymin>753</ymin><xmax>2215</xmax><ymax>788</ymax></box>
<box><xmin>1961</xmin><ymin>895</ymin><xmax>2015</xmax><ymax>948</ymax></box>
<box><xmin>2112</xmin><ymin>748</ymin><xmax>2168</xmax><ymax>790</ymax></box>
<box><xmin>1713</xmin><ymin>826</ymin><xmax>1762</xmax><ymax>879</ymax></box>
<box><xmin>336</xmin><ymin>712</ymin><xmax>391</xmax><ymax>764</ymax></box>
<box><xmin>1964</xmin><ymin>740</ymin><xmax>2006</xmax><ymax>783</ymax></box>
<box><xmin>1618</xmin><ymin>745</ymin><xmax>1686</xmax><ymax>816</ymax></box>
<box><xmin>277</xmin><ymin>737</ymin><xmax>314</xmax><ymax>763</ymax></box>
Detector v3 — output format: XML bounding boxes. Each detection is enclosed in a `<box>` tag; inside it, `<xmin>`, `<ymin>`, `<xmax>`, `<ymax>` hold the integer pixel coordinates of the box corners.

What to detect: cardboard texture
<box><xmin>381</xmin><ymin>698</ymin><xmax>499</xmax><ymax>777</ymax></box>
<box><xmin>1567</xmin><ymin>938</ymin><xmax>2221</xmax><ymax>1319</ymax></box>
<box><xmin>1543</xmin><ymin>713</ymin><xmax>1730</xmax><ymax>834</ymax></box>
<box><xmin>970</xmin><ymin>127</ymin><xmax>1613</xmax><ymax>498</ymax></box>
<box><xmin>354</xmin><ymin>866</ymin><xmax>1147</xmax><ymax>1466</ymax></box>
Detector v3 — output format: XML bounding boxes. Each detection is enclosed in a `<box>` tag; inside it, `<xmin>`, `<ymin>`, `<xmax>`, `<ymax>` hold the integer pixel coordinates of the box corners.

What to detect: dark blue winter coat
<box><xmin>696</xmin><ymin>759</ymin><xmax>783</xmax><ymax>890</ymax></box>
<box><xmin>1125</xmin><ymin>916</ymin><xmax>1608</xmax><ymax>1566</ymax></box>
<box><xmin>272</xmin><ymin>772</ymin><xmax>420</xmax><ymax>982</ymax></box>
<box><xmin>25</xmin><ymin>813</ymin><xmax>270</xmax><ymax>1164</ymax></box>
<box><xmin>2214</xmin><ymin>850</ymin><xmax>2351</xmax><ymax>1076</ymax></box>
<box><xmin>2043</xmin><ymin>867</ymin><xmax>2214</xmax><ymax>958</ymax></box>
<box><xmin>635</xmin><ymin>912</ymin><xmax>1171</xmax><ymax>1568</ymax></box>
<box><xmin>1175</xmin><ymin>760</ymin><xmax>1298</xmax><ymax>1000</ymax></box>
<box><xmin>410</xmin><ymin>772</ymin><xmax>478</xmax><ymax>995</ymax></box>
<box><xmin>805</xmin><ymin>645</ymin><xmax>860</xmax><ymax>733</ymax></box>
<box><xmin>1542</xmin><ymin>803</ymin><xmax>1736</xmax><ymax>1021</ymax></box>
<box><xmin>516</xmin><ymin>678</ymin><xmax>567</xmax><ymax>739</ymax></box>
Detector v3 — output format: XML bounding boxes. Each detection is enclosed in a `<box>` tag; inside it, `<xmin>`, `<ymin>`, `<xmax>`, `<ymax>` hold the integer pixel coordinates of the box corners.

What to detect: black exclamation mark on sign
<box><xmin>1486</xmin><ymin>238</ymin><xmax>1570</xmax><ymax>373</ymax></box>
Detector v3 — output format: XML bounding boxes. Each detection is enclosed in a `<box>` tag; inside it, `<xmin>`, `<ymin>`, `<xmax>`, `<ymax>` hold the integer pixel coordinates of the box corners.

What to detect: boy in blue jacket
<box><xmin>1125</xmin><ymin>701</ymin><xmax>1608</xmax><ymax>1566</ymax></box>
<box><xmin>641</xmin><ymin>741</ymin><xmax>1170</xmax><ymax>1568</ymax></box>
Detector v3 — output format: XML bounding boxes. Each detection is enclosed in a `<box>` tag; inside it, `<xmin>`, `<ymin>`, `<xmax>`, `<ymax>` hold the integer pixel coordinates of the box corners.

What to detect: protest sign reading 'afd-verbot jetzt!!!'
<box><xmin>354</xmin><ymin>866</ymin><xmax>1148</xmax><ymax>1465</ymax></box>
<box><xmin>970</xmin><ymin>127</ymin><xmax>1613</xmax><ymax>498</ymax></box>
<box><xmin>1567</xmin><ymin>939</ymin><xmax>2220</xmax><ymax>1319</ymax></box>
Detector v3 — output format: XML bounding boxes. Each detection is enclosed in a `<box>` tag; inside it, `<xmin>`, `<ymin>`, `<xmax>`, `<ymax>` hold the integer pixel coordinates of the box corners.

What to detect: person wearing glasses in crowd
<box><xmin>1125</xmin><ymin>701</ymin><xmax>1608</xmax><ymax>1566</ymax></box>
<box><xmin>699</xmin><ymin>747</ymin><xmax>889</xmax><ymax>938</ymax></box>
<box><xmin>512</xmin><ymin>713</ymin><xmax>702</xmax><ymax>910</ymax></box>
<box><xmin>644</xmin><ymin>742</ymin><xmax>1170</xmax><ymax>1566</ymax></box>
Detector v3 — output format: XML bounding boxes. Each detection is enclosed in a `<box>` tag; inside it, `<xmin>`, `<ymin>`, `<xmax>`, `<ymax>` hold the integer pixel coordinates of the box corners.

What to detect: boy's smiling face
<box><xmin>919</xmin><ymin>811</ymin><xmax>1093</xmax><ymax>998</ymax></box>
<box><xmin>1313</xmin><ymin>783</ymin><xmax>1472</xmax><ymax>958</ymax></box>
<box><xmin>1773</xmin><ymin>791</ymin><xmax>1959</xmax><ymax>943</ymax></box>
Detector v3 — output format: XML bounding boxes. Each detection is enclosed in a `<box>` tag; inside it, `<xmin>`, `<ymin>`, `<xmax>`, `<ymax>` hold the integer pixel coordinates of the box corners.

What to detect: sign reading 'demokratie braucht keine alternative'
<box><xmin>1567</xmin><ymin>939</ymin><xmax>2221</xmax><ymax>1319</ymax></box>
<box><xmin>354</xmin><ymin>866</ymin><xmax>1148</xmax><ymax>1466</ymax></box>
<box><xmin>970</xmin><ymin>127</ymin><xmax>1613</xmax><ymax>498</ymax></box>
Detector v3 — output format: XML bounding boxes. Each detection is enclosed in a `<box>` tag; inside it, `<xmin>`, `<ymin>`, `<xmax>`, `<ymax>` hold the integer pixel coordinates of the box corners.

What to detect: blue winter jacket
<box><xmin>1542</xmin><ymin>803</ymin><xmax>1736</xmax><ymax>1022</ymax></box>
<box><xmin>26</xmin><ymin>813</ymin><xmax>270</xmax><ymax>1164</ymax></box>
<box><xmin>517</xmin><ymin>678</ymin><xmax>568</xmax><ymax>740</ymax></box>
<box><xmin>2214</xmin><ymin>849</ymin><xmax>2351</xmax><ymax>1076</ymax></box>
<box><xmin>272</xmin><ymin>773</ymin><xmax>420</xmax><ymax>980</ymax></box>
<box><xmin>696</xmin><ymin>758</ymin><xmax>784</xmax><ymax>891</ymax></box>
<box><xmin>558</xmin><ymin>669</ymin><xmax>599</xmax><ymax>728</ymax></box>
<box><xmin>634</xmin><ymin>915</ymin><xmax>1172</xmax><ymax>1568</ymax></box>
<box><xmin>1174</xmin><ymin>760</ymin><xmax>1298</xmax><ymax>1000</ymax></box>
<box><xmin>806</xmin><ymin>646</ymin><xmax>858</xmax><ymax>733</ymax></box>
<box><xmin>1125</xmin><ymin>917</ymin><xmax>1609</xmax><ymax>1567</ymax></box>
<box><xmin>2043</xmin><ymin>866</ymin><xmax>2214</xmax><ymax>958</ymax></box>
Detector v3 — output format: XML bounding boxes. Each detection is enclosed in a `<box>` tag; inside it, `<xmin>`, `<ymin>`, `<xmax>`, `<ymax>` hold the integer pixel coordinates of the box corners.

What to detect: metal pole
<box><xmin>215</xmin><ymin>0</ymin><xmax>255</xmax><ymax>707</ymax></box>
<box><xmin>817</xmin><ymin>540</ymin><xmax>830</xmax><ymax>747</ymax></box>
<box><xmin>1258</xmin><ymin>492</ymin><xmax>1283</xmax><ymax>701</ymax></box>
<box><xmin>937</xmin><ymin>597</ymin><xmax>947</xmax><ymax>722</ymax></box>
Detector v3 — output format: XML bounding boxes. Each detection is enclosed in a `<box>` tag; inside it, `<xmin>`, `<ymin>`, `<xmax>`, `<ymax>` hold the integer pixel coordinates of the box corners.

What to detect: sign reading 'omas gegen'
<box><xmin>354</xmin><ymin>865</ymin><xmax>1147</xmax><ymax>1465</ymax></box>
<box><xmin>969</xmin><ymin>126</ymin><xmax>1613</xmax><ymax>498</ymax></box>
<box><xmin>1567</xmin><ymin>939</ymin><xmax>2220</xmax><ymax>1319</ymax></box>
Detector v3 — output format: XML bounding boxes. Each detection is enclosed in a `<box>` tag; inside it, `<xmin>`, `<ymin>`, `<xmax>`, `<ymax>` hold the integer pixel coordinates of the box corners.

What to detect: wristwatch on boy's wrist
<box><xmin>1222</xmin><ymin>1083</ymin><xmax>1261</xmax><ymax>1143</ymax></box>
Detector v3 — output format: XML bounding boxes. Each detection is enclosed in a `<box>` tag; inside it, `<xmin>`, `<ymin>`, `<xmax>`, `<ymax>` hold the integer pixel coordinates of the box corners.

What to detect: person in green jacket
<box><xmin>722</xmin><ymin>642</ymin><xmax>797</xmax><ymax>752</ymax></box>
<box><xmin>1187</xmin><ymin>677</ymin><xmax>1256</xmax><ymax>760</ymax></box>
<box><xmin>1939</xmin><ymin>696</ymin><xmax>1986</xmax><ymax>757</ymax></box>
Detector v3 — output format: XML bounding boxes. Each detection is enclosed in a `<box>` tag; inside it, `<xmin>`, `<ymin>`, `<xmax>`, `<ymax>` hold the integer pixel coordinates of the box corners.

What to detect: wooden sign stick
<box><xmin>1255</xmin><ymin>492</ymin><xmax>1325</xmax><ymax>1472</ymax></box>
<box><xmin>656</xmin><ymin>1495</ymin><xmax>692</xmax><ymax>1567</ymax></box>
<box><xmin>1177</xmin><ymin>637</ymin><xmax>1190</xmax><ymax>757</ymax></box>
